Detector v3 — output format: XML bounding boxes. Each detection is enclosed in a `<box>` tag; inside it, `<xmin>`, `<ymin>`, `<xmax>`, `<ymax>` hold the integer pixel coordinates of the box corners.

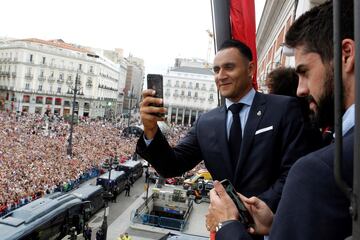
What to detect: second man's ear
<box><xmin>342</xmin><ymin>39</ymin><xmax>355</xmax><ymax>73</ymax></box>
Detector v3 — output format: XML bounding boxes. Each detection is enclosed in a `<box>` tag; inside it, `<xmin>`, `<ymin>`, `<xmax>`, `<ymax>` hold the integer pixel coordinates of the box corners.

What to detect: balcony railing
<box><xmin>25</xmin><ymin>74</ymin><xmax>33</xmax><ymax>80</ymax></box>
<box><xmin>48</xmin><ymin>76</ymin><xmax>55</xmax><ymax>82</ymax></box>
<box><xmin>86</xmin><ymin>81</ymin><xmax>93</xmax><ymax>87</ymax></box>
<box><xmin>38</xmin><ymin>76</ymin><xmax>46</xmax><ymax>82</ymax></box>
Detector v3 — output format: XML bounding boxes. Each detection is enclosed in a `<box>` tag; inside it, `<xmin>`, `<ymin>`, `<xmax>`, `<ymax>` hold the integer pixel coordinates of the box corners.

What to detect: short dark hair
<box><xmin>285</xmin><ymin>0</ymin><xmax>354</xmax><ymax>63</ymax></box>
<box><xmin>219</xmin><ymin>39</ymin><xmax>253</xmax><ymax>61</ymax></box>
<box><xmin>266</xmin><ymin>67</ymin><xmax>298</xmax><ymax>97</ymax></box>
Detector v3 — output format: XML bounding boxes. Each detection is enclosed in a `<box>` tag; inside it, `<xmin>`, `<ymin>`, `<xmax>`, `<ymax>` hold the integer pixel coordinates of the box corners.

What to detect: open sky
<box><xmin>1</xmin><ymin>0</ymin><xmax>266</xmax><ymax>74</ymax></box>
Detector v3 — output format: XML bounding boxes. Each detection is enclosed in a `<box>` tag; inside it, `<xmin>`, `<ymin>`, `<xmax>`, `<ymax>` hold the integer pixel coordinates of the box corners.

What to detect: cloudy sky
<box><xmin>1</xmin><ymin>0</ymin><xmax>266</xmax><ymax>74</ymax></box>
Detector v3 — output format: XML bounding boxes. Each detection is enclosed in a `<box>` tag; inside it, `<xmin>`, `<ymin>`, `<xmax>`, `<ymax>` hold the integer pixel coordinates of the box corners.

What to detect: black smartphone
<box><xmin>220</xmin><ymin>179</ymin><xmax>254</xmax><ymax>228</ymax></box>
<box><xmin>147</xmin><ymin>74</ymin><xmax>164</xmax><ymax>118</ymax></box>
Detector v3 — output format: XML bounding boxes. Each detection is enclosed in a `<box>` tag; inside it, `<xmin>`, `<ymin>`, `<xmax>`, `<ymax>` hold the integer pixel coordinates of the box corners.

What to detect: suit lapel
<box><xmin>215</xmin><ymin>105</ymin><xmax>235</xmax><ymax>181</ymax></box>
<box><xmin>234</xmin><ymin>92</ymin><xmax>266</xmax><ymax>182</ymax></box>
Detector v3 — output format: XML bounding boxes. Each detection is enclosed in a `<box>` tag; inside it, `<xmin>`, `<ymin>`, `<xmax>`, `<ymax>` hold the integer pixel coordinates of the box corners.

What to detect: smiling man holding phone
<box><xmin>136</xmin><ymin>40</ymin><xmax>309</xmax><ymax>239</ymax></box>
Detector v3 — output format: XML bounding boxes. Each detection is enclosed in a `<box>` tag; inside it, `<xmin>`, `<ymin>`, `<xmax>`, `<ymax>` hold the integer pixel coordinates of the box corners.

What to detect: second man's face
<box><xmin>295</xmin><ymin>46</ymin><xmax>335</xmax><ymax>127</ymax></box>
<box><xmin>213</xmin><ymin>47</ymin><xmax>253</xmax><ymax>102</ymax></box>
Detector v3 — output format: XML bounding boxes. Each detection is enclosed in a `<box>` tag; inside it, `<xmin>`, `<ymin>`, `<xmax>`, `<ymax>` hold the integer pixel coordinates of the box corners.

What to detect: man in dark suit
<box><xmin>137</xmin><ymin>39</ymin><xmax>308</xmax><ymax>217</ymax></box>
<box><xmin>207</xmin><ymin>1</ymin><xmax>355</xmax><ymax>239</ymax></box>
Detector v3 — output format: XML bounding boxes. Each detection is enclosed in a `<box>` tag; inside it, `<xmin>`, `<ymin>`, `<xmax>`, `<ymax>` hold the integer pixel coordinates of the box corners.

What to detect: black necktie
<box><xmin>228</xmin><ymin>103</ymin><xmax>244</xmax><ymax>168</ymax></box>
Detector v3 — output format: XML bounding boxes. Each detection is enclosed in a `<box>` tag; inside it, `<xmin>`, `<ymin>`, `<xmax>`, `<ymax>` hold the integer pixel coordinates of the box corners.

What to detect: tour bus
<box><xmin>116</xmin><ymin>160</ymin><xmax>144</xmax><ymax>182</ymax></box>
<box><xmin>96</xmin><ymin>170</ymin><xmax>127</xmax><ymax>196</ymax></box>
<box><xmin>71</xmin><ymin>184</ymin><xmax>104</xmax><ymax>220</ymax></box>
<box><xmin>0</xmin><ymin>193</ymin><xmax>90</xmax><ymax>240</ymax></box>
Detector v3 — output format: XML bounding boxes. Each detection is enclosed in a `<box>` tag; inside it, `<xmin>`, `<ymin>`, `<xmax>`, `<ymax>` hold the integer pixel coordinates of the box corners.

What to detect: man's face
<box><xmin>213</xmin><ymin>47</ymin><xmax>253</xmax><ymax>102</ymax></box>
<box><xmin>295</xmin><ymin>46</ymin><xmax>334</xmax><ymax>128</ymax></box>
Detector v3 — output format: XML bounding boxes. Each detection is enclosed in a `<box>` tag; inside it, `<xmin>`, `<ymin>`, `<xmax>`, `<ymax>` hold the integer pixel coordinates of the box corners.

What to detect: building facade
<box><xmin>163</xmin><ymin>58</ymin><xmax>217</xmax><ymax>125</ymax></box>
<box><xmin>0</xmin><ymin>38</ymin><xmax>126</xmax><ymax>119</ymax></box>
<box><xmin>123</xmin><ymin>55</ymin><xmax>145</xmax><ymax>116</ymax></box>
<box><xmin>256</xmin><ymin>0</ymin><xmax>327</xmax><ymax>92</ymax></box>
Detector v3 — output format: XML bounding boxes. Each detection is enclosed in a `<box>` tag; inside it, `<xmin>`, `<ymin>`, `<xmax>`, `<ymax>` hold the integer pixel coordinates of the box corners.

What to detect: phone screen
<box><xmin>147</xmin><ymin>74</ymin><xmax>164</xmax><ymax>117</ymax></box>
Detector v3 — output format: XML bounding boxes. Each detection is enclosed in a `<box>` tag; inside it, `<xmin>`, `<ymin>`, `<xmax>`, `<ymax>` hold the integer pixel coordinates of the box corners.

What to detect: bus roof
<box><xmin>71</xmin><ymin>184</ymin><xmax>103</xmax><ymax>200</ymax></box>
<box><xmin>98</xmin><ymin>170</ymin><xmax>125</xmax><ymax>180</ymax></box>
<box><xmin>0</xmin><ymin>194</ymin><xmax>82</xmax><ymax>240</ymax></box>
<box><xmin>119</xmin><ymin>160</ymin><xmax>142</xmax><ymax>168</ymax></box>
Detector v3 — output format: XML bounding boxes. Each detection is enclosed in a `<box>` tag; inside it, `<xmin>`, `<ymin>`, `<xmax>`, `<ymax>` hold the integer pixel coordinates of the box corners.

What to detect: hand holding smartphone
<box><xmin>147</xmin><ymin>74</ymin><xmax>164</xmax><ymax>118</ymax></box>
<box><xmin>220</xmin><ymin>179</ymin><xmax>254</xmax><ymax>228</ymax></box>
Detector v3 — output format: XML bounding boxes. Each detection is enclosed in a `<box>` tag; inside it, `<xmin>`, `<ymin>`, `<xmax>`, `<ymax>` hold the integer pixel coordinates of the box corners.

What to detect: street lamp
<box><xmin>106</xmin><ymin>101</ymin><xmax>112</xmax><ymax>121</ymax></box>
<box><xmin>100</xmin><ymin>155</ymin><xmax>119</xmax><ymax>240</ymax></box>
<box><xmin>127</xmin><ymin>85</ymin><xmax>135</xmax><ymax>129</ymax></box>
<box><xmin>67</xmin><ymin>73</ymin><xmax>81</xmax><ymax>157</ymax></box>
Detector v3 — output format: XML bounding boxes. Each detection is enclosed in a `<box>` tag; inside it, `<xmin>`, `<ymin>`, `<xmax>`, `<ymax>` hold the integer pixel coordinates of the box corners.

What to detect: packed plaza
<box><xmin>0</xmin><ymin>110</ymin><xmax>191</xmax><ymax>215</ymax></box>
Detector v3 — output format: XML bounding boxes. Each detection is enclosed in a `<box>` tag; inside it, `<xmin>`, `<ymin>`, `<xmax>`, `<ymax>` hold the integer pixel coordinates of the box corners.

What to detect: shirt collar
<box><xmin>342</xmin><ymin>104</ymin><xmax>355</xmax><ymax>136</ymax></box>
<box><xmin>225</xmin><ymin>88</ymin><xmax>255</xmax><ymax>109</ymax></box>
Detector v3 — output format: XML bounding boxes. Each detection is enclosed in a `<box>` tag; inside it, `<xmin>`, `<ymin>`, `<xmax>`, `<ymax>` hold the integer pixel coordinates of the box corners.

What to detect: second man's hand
<box><xmin>139</xmin><ymin>89</ymin><xmax>167</xmax><ymax>140</ymax></box>
<box><xmin>206</xmin><ymin>181</ymin><xmax>274</xmax><ymax>235</ymax></box>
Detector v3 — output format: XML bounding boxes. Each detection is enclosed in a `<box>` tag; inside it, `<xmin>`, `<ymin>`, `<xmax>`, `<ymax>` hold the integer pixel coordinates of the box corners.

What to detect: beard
<box><xmin>312</xmin><ymin>70</ymin><xmax>335</xmax><ymax>128</ymax></box>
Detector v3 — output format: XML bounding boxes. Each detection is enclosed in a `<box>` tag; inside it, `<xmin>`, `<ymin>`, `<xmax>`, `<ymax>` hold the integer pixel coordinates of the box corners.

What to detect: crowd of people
<box><xmin>0</xmin><ymin>111</ymin><xmax>193</xmax><ymax>215</ymax></box>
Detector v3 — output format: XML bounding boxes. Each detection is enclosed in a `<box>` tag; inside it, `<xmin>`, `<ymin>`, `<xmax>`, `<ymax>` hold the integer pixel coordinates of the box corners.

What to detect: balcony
<box><xmin>25</xmin><ymin>74</ymin><xmax>33</xmax><ymax>80</ymax></box>
<box><xmin>86</xmin><ymin>81</ymin><xmax>93</xmax><ymax>88</ymax></box>
<box><xmin>38</xmin><ymin>76</ymin><xmax>46</xmax><ymax>82</ymax></box>
<box><xmin>48</xmin><ymin>76</ymin><xmax>55</xmax><ymax>83</ymax></box>
<box><xmin>57</xmin><ymin>78</ymin><xmax>64</xmax><ymax>84</ymax></box>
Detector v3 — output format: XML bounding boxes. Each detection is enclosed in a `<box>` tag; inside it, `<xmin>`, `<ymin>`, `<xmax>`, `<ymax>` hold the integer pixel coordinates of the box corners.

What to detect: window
<box><xmin>188</xmin><ymin>91</ymin><xmax>191</xmax><ymax>97</ymax></box>
<box><xmin>195</xmin><ymin>83</ymin><xmax>199</xmax><ymax>89</ymax></box>
<box><xmin>90</xmin><ymin>66</ymin><xmax>93</xmax><ymax>73</ymax></box>
<box><xmin>64</xmin><ymin>100</ymin><xmax>71</xmax><ymax>107</ymax></box>
<box><xmin>57</xmin><ymin>87</ymin><xmax>61</xmax><ymax>93</ymax></box>
<box><xmin>38</xmin><ymin>85</ymin><xmax>43</xmax><ymax>91</ymax></box>
<box><xmin>42</xmin><ymin>57</ymin><xmax>46</xmax><ymax>64</ymax></box>
<box><xmin>23</xmin><ymin>95</ymin><xmax>30</xmax><ymax>103</ymax></box>
<box><xmin>45</xmin><ymin>97</ymin><xmax>52</xmax><ymax>105</ymax></box>
<box><xmin>36</xmin><ymin>96</ymin><xmax>43</xmax><ymax>104</ymax></box>
<box><xmin>209</xmin><ymin>93</ymin><xmax>214</xmax><ymax>101</ymax></box>
<box><xmin>194</xmin><ymin>92</ymin><xmax>198</xmax><ymax>98</ymax></box>
<box><xmin>165</xmin><ymin>89</ymin><xmax>170</xmax><ymax>96</ymax></box>
<box><xmin>79</xmin><ymin>64</ymin><xmax>82</xmax><ymax>70</ymax></box>
<box><xmin>25</xmin><ymin>83</ymin><xmax>30</xmax><ymax>90</ymax></box>
<box><xmin>181</xmin><ymin>90</ymin><xmax>185</xmax><ymax>96</ymax></box>
<box><xmin>29</xmin><ymin>54</ymin><xmax>33</xmax><ymax>63</ymax></box>
<box><xmin>55</xmin><ymin>98</ymin><xmax>62</xmax><ymax>106</ymax></box>
<box><xmin>40</xmin><ymin>70</ymin><xmax>44</xmax><ymax>77</ymax></box>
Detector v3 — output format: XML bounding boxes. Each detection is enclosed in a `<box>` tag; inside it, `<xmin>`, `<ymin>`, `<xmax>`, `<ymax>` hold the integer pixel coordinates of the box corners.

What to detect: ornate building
<box><xmin>163</xmin><ymin>58</ymin><xmax>217</xmax><ymax>125</ymax></box>
<box><xmin>0</xmin><ymin>38</ymin><xmax>127</xmax><ymax>118</ymax></box>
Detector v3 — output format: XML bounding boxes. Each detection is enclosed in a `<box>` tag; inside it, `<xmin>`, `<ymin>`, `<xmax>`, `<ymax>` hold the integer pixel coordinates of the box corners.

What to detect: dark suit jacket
<box><xmin>269</xmin><ymin>128</ymin><xmax>353</xmax><ymax>240</ymax></box>
<box><xmin>137</xmin><ymin>92</ymin><xmax>309</xmax><ymax>211</ymax></box>
<box><xmin>216</xmin><ymin>129</ymin><xmax>354</xmax><ymax>240</ymax></box>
